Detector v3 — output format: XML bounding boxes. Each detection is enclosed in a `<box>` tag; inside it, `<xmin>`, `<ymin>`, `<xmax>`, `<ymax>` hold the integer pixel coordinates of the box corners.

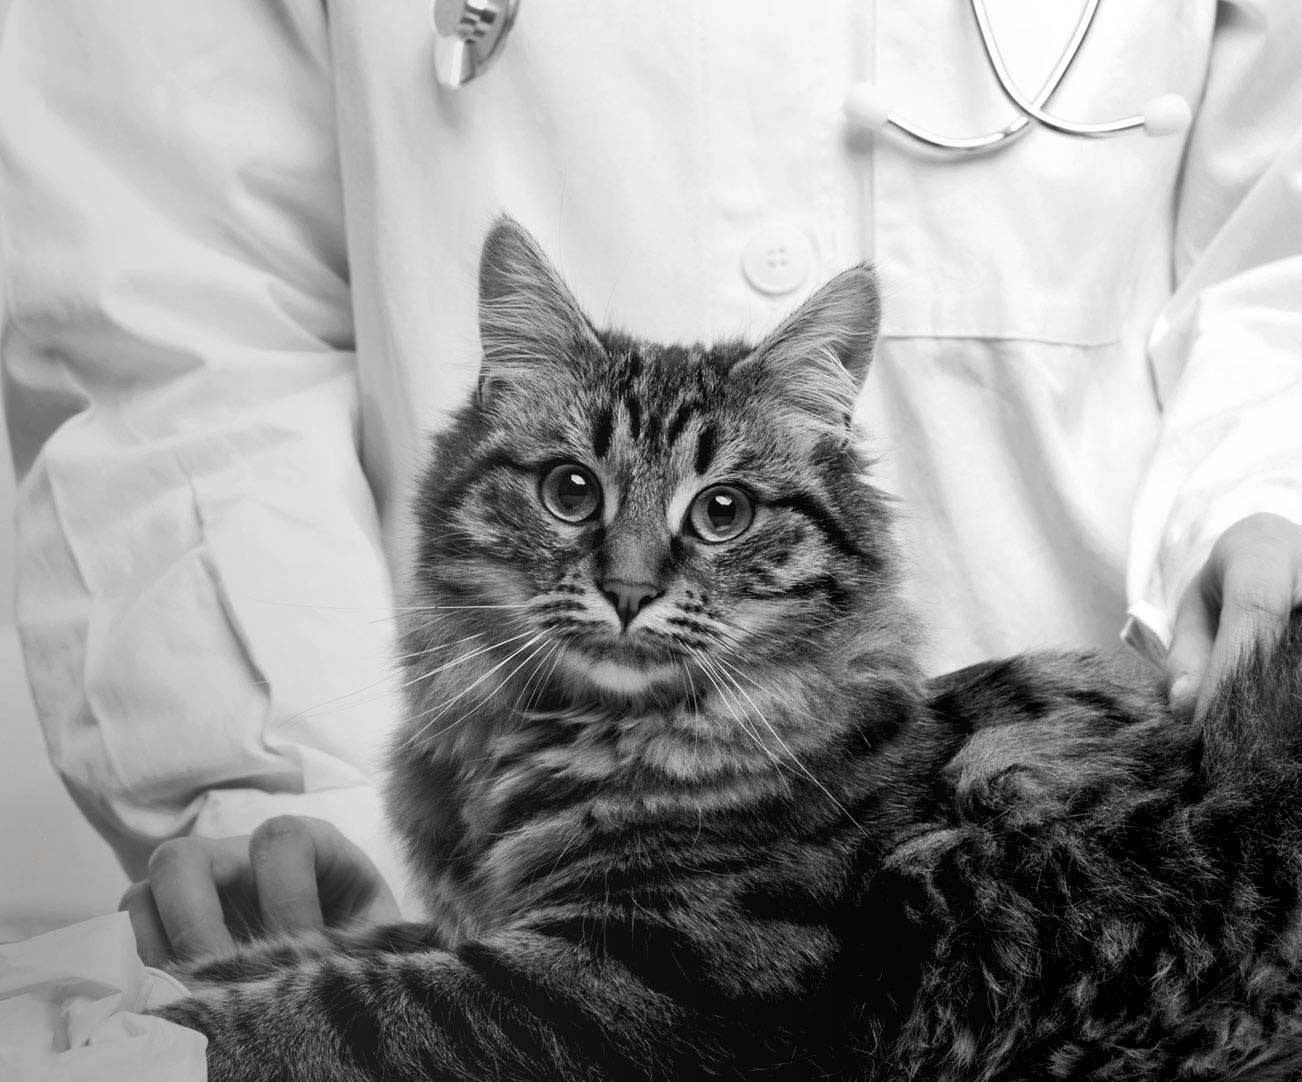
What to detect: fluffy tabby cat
<box><xmin>159</xmin><ymin>218</ymin><xmax>1302</xmax><ymax>1082</ymax></box>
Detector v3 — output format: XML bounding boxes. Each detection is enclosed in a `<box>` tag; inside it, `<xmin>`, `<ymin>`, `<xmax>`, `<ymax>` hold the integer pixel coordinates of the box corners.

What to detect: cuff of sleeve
<box><xmin>190</xmin><ymin>784</ymin><xmax>423</xmax><ymax>919</ymax></box>
<box><xmin>1120</xmin><ymin>602</ymin><xmax>1172</xmax><ymax>670</ymax></box>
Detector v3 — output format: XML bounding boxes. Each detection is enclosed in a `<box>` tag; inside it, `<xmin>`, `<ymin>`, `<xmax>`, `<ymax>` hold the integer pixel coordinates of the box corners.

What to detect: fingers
<box><xmin>1166</xmin><ymin>568</ymin><xmax>1217</xmax><ymax>719</ymax></box>
<box><xmin>305</xmin><ymin>818</ymin><xmax>402</xmax><ymax>925</ymax></box>
<box><xmin>119</xmin><ymin>880</ymin><xmax>171</xmax><ymax>968</ymax></box>
<box><xmin>1194</xmin><ymin>561</ymin><xmax>1293</xmax><ymax>721</ymax></box>
<box><xmin>125</xmin><ymin>816</ymin><xmax>402</xmax><ymax>966</ymax></box>
<box><xmin>1166</xmin><ymin>513</ymin><xmax>1302</xmax><ymax>722</ymax></box>
<box><xmin>251</xmin><ymin>816</ymin><xmax>400</xmax><ymax>931</ymax></box>
<box><xmin>248</xmin><ymin>816</ymin><xmax>326</xmax><ymax>935</ymax></box>
<box><xmin>141</xmin><ymin>835</ymin><xmax>248</xmax><ymax>961</ymax></box>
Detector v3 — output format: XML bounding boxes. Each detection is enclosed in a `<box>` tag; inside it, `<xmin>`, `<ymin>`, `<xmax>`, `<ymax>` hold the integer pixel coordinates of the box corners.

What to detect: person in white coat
<box><xmin>2</xmin><ymin>1</ymin><xmax>1302</xmax><ymax>955</ymax></box>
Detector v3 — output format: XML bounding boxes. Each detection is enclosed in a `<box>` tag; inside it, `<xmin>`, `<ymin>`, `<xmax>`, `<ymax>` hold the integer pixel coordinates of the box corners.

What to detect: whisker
<box><xmin>403</xmin><ymin>603</ymin><xmax>535</xmax><ymax>611</ymax></box>
<box><xmin>406</xmin><ymin>629</ymin><xmax>538</xmax><ymax>687</ymax></box>
<box><xmin>388</xmin><ymin>632</ymin><xmax>484</xmax><ymax>666</ymax></box>
<box><xmin>678</xmin><ymin>654</ymin><xmax>701</xmax><ymax>713</ymax></box>
<box><xmin>414</xmin><ymin>636</ymin><xmax>553</xmax><ymax>746</ymax></box>
<box><xmin>502</xmin><ymin>638</ymin><xmax>558</xmax><ymax>715</ymax></box>
<box><xmin>686</xmin><ymin>648</ymin><xmax>793</xmax><ymax>783</ymax></box>
<box><xmin>282</xmin><ymin>687</ymin><xmax>401</xmax><ymax>726</ymax></box>
<box><xmin>677</xmin><ymin>655</ymin><xmax>707</xmax><ymax>813</ymax></box>
<box><xmin>282</xmin><ymin>674</ymin><xmax>403</xmax><ymax>722</ymax></box>
<box><xmin>520</xmin><ymin>642</ymin><xmax>571</xmax><ymax>721</ymax></box>
<box><xmin>712</xmin><ymin>654</ymin><xmax>864</xmax><ymax>833</ymax></box>
<box><xmin>223</xmin><ymin>594</ymin><xmax>531</xmax><ymax>617</ymax></box>
<box><xmin>224</xmin><ymin>595</ymin><xmax>404</xmax><ymax>614</ymax></box>
<box><xmin>295</xmin><ymin>630</ymin><xmax>536</xmax><ymax>726</ymax></box>
<box><xmin>512</xmin><ymin>639</ymin><xmax>563</xmax><ymax>717</ymax></box>
<box><xmin>403</xmin><ymin>632</ymin><xmax>547</xmax><ymax>746</ymax></box>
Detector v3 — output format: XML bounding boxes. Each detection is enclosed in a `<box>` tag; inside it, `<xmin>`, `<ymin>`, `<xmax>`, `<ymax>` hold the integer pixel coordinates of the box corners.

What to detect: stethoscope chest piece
<box><xmin>431</xmin><ymin>0</ymin><xmax>520</xmax><ymax>89</ymax></box>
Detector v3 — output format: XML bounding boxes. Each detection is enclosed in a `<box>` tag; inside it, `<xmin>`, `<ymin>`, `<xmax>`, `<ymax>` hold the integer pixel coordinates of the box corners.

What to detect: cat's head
<box><xmin>410</xmin><ymin>216</ymin><xmax>899</xmax><ymax>708</ymax></box>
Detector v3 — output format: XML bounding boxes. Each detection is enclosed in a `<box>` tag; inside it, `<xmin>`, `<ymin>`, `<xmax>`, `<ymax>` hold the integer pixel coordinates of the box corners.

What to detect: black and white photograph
<box><xmin>2</xmin><ymin>2</ymin><xmax>1302</xmax><ymax>1079</ymax></box>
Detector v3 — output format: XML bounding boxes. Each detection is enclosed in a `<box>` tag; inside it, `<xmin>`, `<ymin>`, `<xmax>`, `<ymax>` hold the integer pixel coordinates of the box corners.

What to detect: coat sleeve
<box><xmin>1123</xmin><ymin>0</ymin><xmax>1302</xmax><ymax>665</ymax></box>
<box><xmin>0</xmin><ymin>0</ymin><xmax>411</xmax><ymax>901</ymax></box>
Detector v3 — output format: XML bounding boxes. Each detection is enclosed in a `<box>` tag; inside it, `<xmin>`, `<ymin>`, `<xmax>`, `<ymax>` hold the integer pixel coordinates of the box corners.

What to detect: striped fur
<box><xmin>159</xmin><ymin>219</ymin><xmax>1302</xmax><ymax>1082</ymax></box>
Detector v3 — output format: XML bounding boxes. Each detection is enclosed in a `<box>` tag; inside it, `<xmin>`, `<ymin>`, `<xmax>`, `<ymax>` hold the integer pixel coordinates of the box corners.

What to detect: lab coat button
<box><xmin>741</xmin><ymin>225</ymin><xmax>814</xmax><ymax>296</ymax></box>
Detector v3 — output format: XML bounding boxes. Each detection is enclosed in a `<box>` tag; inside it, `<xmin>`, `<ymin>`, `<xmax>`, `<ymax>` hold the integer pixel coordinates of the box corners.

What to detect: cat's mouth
<box><xmin>552</xmin><ymin>631</ymin><xmax>687</xmax><ymax>699</ymax></box>
<box><xmin>538</xmin><ymin>618</ymin><xmax>676</xmax><ymax>662</ymax></box>
<box><xmin>579</xmin><ymin>634</ymin><xmax>666</xmax><ymax>662</ymax></box>
<box><xmin>559</xmin><ymin>650</ymin><xmax>683</xmax><ymax>699</ymax></box>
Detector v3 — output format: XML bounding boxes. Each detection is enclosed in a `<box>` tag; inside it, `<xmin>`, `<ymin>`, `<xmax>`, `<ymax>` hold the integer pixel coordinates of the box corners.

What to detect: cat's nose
<box><xmin>600</xmin><ymin>579</ymin><xmax>662</xmax><ymax>631</ymax></box>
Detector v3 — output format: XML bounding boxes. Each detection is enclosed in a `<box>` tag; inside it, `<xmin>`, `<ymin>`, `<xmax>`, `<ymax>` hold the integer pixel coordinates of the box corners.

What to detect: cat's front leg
<box><xmin>160</xmin><ymin>969</ymin><xmax>371</xmax><ymax>1082</ymax></box>
<box><xmin>175</xmin><ymin>920</ymin><xmax>448</xmax><ymax>986</ymax></box>
<box><xmin>156</xmin><ymin>929</ymin><xmax>678</xmax><ymax>1082</ymax></box>
<box><xmin>175</xmin><ymin>931</ymin><xmax>332</xmax><ymax>986</ymax></box>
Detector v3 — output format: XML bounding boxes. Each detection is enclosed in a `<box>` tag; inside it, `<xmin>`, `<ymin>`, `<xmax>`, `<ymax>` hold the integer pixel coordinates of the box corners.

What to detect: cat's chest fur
<box><xmin>393</xmin><ymin>699</ymin><xmax>798</xmax><ymax>944</ymax></box>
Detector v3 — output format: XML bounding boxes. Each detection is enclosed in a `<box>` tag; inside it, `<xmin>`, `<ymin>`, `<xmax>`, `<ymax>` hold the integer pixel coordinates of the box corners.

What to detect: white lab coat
<box><xmin>2</xmin><ymin>1</ymin><xmax>1301</xmax><ymax>904</ymax></box>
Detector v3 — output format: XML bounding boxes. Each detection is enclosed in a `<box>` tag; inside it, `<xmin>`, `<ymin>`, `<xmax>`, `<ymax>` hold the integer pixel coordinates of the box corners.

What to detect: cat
<box><xmin>157</xmin><ymin>216</ymin><xmax>1302</xmax><ymax>1082</ymax></box>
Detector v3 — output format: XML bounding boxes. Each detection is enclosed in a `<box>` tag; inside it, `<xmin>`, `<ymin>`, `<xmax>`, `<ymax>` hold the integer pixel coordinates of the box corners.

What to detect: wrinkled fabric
<box><xmin>0</xmin><ymin>913</ymin><xmax>205</xmax><ymax>1081</ymax></box>
<box><xmin>0</xmin><ymin>0</ymin><xmax>1300</xmax><ymax>892</ymax></box>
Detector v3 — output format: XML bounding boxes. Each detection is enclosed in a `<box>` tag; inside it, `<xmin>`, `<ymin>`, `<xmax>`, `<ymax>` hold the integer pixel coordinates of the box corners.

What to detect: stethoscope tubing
<box><xmin>881</xmin><ymin>0</ymin><xmax>1102</xmax><ymax>151</ymax></box>
<box><xmin>969</xmin><ymin>0</ymin><xmax>1143</xmax><ymax>137</ymax></box>
<box><xmin>851</xmin><ymin>0</ymin><xmax>1190</xmax><ymax>153</ymax></box>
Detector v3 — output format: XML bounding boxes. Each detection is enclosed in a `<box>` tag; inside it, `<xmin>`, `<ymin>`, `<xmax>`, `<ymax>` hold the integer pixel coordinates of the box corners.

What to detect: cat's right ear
<box><xmin>476</xmin><ymin>216</ymin><xmax>600</xmax><ymax>407</ymax></box>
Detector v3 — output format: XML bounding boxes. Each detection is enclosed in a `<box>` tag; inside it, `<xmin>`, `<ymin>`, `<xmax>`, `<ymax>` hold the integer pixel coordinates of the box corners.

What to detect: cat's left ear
<box><xmin>736</xmin><ymin>263</ymin><xmax>880</xmax><ymax>425</ymax></box>
<box><xmin>477</xmin><ymin>215</ymin><xmax>602</xmax><ymax>406</ymax></box>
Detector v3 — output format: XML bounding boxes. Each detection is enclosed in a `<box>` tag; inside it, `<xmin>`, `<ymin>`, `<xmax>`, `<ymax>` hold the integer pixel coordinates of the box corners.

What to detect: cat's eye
<box><xmin>687</xmin><ymin>485</ymin><xmax>754</xmax><ymax>543</ymax></box>
<box><xmin>539</xmin><ymin>463</ymin><xmax>601</xmax><ymax>523</ymax></box>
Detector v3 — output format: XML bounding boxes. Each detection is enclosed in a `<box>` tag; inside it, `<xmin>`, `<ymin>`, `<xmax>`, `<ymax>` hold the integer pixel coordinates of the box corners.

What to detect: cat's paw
<box><xmin>150</xmin><ymin>978</ymin><xmax>226</xmax><ymax>1034</ymax></box>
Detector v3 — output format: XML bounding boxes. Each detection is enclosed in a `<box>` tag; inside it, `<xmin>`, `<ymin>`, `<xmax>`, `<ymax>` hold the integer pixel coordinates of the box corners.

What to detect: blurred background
<box><xmin>0</xmin><ymin>0</ymin><xmax>11</xmax><ymax>625</ymax></box>
<box><xmin>0</xmin><ymin>0</ymin><xmax>130</xmax><ymax>941</ymax></box>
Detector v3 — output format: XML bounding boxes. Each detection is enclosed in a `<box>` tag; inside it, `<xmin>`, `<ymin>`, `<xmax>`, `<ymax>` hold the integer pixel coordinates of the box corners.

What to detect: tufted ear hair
<box><xmin>734</xmin><ymin>263</ymin><xmax>880</xmax><ymax>427</ymax></box>
<box><xmin>477</xmin><ymin>215</ymin><xmax>601</xmax><ymax>406</ymax></box>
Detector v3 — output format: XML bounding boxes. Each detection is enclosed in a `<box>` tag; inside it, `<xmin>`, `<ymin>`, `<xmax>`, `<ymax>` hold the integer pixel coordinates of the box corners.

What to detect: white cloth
<box><xmin>0</xmin><ymin>913</ymin><xmax>204</xmax><ymax>1081</ymax></box>
<box><xmin>1</xmin><ymin>0</ymin><xmax>1301</xmax><ymax>893</ymax></box>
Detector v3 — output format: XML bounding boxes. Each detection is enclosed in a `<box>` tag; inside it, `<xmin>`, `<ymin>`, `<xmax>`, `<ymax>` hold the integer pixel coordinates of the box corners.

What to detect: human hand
<box><xmin>1165</xmin><ymin>512</ymin><xmax>1302</xmax><ymax>720</ymax></box>
<box><xmin>119</xmin><ymin>815</ymin><xmax>401</xmax><ymax>966</ymax></box>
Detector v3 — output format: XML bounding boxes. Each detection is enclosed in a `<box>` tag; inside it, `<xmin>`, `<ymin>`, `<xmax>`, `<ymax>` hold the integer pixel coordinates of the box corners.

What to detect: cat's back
<box><xmin>927</xmin><ymin>648</ymin><xmax>1169</xmax><ymax>739</ymax></box>
<box><xmin>871</xmin><ymin>646</ymin><xmax>1302</xmax><ymax>1081</ymax></box>
<box><xmin>926</xmin><ymin>649</ymin><xmax>1186</xmax><ymax>820</ymax></box>
<box><xmin>891</xmin><ymin>648</ymin><xmax>1196</xmax><ymax>885</ymax></box>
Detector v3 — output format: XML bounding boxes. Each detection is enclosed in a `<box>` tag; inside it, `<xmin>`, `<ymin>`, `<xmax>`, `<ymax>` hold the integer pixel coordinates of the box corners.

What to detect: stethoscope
<box><xmin>431</xmin><ymin>0</ymin><xmax>519</xmax><ymax>90</ymax></box>
<box><xmin>431</xmin><ymin>0</ymin><xmax>1192</xmax><ymax>152</ymax></box>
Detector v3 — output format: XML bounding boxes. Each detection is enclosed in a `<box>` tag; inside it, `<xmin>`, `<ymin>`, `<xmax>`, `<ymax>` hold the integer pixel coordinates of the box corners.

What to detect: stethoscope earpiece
<box><xmin>843</xmin><ymin>83</ymin><xmax>893</xmax><ymax>134</ymax></box>
<box><xmin>1140</xmin><ymin>94</ymin><xmax>1193</xmax><ymax>137</ymax></box>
